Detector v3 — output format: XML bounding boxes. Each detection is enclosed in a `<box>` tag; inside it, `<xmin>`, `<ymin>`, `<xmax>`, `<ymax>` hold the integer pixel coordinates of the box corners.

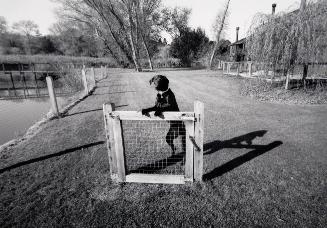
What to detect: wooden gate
<box><xmin>103</xmin><ymin>101</ymin><xmax>204</xmax><ymax>184</ymax></box>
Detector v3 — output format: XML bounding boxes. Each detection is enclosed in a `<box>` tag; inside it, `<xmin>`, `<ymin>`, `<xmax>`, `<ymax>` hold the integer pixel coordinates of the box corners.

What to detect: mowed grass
<box><xmin>0</xmin><ymin>69</ymin><xmax>326</xmax><ymax>227</ymax></box>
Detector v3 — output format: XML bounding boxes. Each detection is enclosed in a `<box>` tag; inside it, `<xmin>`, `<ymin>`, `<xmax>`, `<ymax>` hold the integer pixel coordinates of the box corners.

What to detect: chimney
<box><xmin>272</xmin><ymin>3</ymin><xmax>277</xmax><ymax>15</ymax></box>
<box><xmin>236</xmin><ymin>27</ymin><xmax>239</xmax><ymax>42</ymax></box>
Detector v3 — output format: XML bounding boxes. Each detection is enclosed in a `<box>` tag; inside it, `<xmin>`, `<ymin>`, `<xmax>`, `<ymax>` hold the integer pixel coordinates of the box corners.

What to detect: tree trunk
<box><xmin>209</xmin><ymin>0</ymin><xmax>231</xmax><ymax>68</ymax></box>
<box><xmin>129</xmin><ymin>32</ymin><xmax>141</xmax><ymax>71</ymax></box>
<box><xmin>141</xmin><ymin>36</ymin><xmax>153</xmax><ymax>70</ymax></box>
<box><xmin>125</xmin><ymin>1</ymin><xmax>141</xmax><ymax>72</ymax></box>
<box><xmin>209</xmin><ymin>41</ymin><xmax>219</xmax><ymax>69</ymax></box>
<box><xmin>25</xmin><ymin>35</ymin><xmax>32</xmax><ymax>55</ymax></box>
<box><xmin>134</xmin><ymin>1</ymin><xmax>153</xmax><ymax>71</ymax></box>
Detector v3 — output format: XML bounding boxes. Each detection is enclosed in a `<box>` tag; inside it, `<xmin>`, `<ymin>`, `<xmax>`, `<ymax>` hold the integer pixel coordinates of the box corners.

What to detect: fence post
<box><xmin>237</xmin><ymin>63</ymin><xmax>240</xmax><ymax>76</ymax></box>
<box><xmin>194</xmin><ymin>101</ymin><xmax>204</xmax><ymax>181</ymax></box>
<box><xmin>46</xmin><ymin>76</ymin><xmax>60</xmax><ymax>117</ymax></box>
<box><xmin>285</xmin><ymin>74</ymin><xmax>290</xmax><ymax>90</ymax></box>
<box><xmin>82</xmin><ymin>68</ymin><xmax>89</xmax><ymax>95</ymax></box>
<box><xmin>9</xmin><ymin>72</ymin><xmax>17</xmax><ymax>96</ymax></box>
<box><xmin>91</xmin><ymin>67</ymin><xmax>96</xmax><ymax>87</ymax></box>
<box><xmin>32</xmin><ymin>64</ymin><xmax>40</xmax><ymax>97</ymax></box>
<box><xmin>248</xmin><ymin>62</ymin><xmax>253</xmax><ymax>76</ymax></box>
<box><xmin>101</xmin><ymin>65</ymin><xmax>105</xmax><ymax>79</ymax></box>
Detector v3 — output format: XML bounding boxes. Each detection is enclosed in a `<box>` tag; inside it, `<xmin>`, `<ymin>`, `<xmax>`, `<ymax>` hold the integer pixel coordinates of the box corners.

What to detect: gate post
<box><xmin>184</xmin><ymin>120</ymin><xmax>194</xmax><ymax>182</ymax></box>
<box><xmin>103</xmin><ymin>103</ymin><xmax>118</xmax><ymax>181</ymax></box>
<box><xmin>194</xmin><ymin>101</ymin><xmax>204</xmax><ymax>181</ymax></box>
<box><xmin>113</xmin><ymin>115</ymin><xmax>126</xmax><ymax>182</ymax></box>
<box><xmin>103</xmin><ymin>103</ymin><xmax>125</xmax><ymax>182</ymax></box>
<box><xmin>46</xmin><ymin>76</ymin><xmax>60</xmax><ymax>117</ymax></box>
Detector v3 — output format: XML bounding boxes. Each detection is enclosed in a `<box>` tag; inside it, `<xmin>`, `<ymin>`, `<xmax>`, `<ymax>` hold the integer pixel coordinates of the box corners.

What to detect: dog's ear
<box><xmin>149</xmin><ymin>77</ymin><xmax>154</xmax><ymax>85</ymax></box>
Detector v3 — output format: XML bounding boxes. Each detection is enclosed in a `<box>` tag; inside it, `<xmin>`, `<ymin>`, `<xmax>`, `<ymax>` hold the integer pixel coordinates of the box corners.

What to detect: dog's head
<box><xmin>149</xmin><ymin>75</ymin><xmax>169</xmax><ymax>91</ymax></box>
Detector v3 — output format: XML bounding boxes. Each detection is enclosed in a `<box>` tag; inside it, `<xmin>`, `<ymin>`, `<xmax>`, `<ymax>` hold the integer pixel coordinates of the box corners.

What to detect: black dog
<box><xmin>142</xmin><ymin>75</ymin><xmax>185</xmax><ymax>154</ymax></box>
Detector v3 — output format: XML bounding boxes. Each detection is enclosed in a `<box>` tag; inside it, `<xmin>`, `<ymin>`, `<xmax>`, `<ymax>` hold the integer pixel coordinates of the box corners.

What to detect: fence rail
<box><xmin>218</xmin><ymin>60</ymin><xmax>327</xmax><ymax>82</ymax></box>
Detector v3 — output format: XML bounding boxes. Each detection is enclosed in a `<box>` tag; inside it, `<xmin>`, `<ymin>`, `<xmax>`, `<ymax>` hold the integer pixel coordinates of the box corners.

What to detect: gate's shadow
<box><xmin>203</xmin><ymin>130</ymin><xmax>283</xmax><ymax>180</ymax></box>
<box><xmin>128</xmin><ymin>152</ymin><xmax>185</xmax><ymax>174</ymax></box>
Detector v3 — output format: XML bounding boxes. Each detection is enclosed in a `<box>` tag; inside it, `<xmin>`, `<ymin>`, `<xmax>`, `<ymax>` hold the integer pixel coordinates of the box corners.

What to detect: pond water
<box><xmin>0</xmin><ymin>98</ymin><xmax>51</xmax><ymax>146</ymax></box>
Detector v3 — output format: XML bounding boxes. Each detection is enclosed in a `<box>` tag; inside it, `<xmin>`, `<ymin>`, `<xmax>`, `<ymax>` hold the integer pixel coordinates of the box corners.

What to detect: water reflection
<box><xmin>0</xmin><ymin>98</ymin><xmax>51</xmax><ymax>145</ymax></box>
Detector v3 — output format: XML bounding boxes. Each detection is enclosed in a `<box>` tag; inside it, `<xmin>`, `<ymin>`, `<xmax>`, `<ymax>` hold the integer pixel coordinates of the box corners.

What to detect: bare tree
<box><xmin>209</xmin><ymin>0</ymin><xmax>231</xmax><ymax>68</ymax></box>
<box><xmin>55</xmin><ymin>0</ymin><xmax>134</xmax><ymax>69</ymax></box>
<box><xmin>134</xmin><ymin>0</ymin><xmax>162</xmax><ymax>70</ymax></box>
<box><xmin>12</xmin><ymin>20</ymin><xmax>40</xmax><ymax>54</ymax></box>
<box><xmin>160</xmin><ymin>7</ymin><xmax>191</xmax><ymax>38</ymax></box>
<box><xmin>55</xmin><ymin>0</ymin><xmax>162</xmax><ymax>71</ymax></box>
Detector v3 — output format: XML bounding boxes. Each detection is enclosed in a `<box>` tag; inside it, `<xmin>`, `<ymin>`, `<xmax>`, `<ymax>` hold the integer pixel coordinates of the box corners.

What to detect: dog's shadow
<box><xmin>204</xmin><ymin>130</ymin><xmax>268</xmax><ymax>155</ymax></box>
<box><xmin>203</xmin><ymin>130</ymin><xmax>283</xmax><ymax>180</ymax></box>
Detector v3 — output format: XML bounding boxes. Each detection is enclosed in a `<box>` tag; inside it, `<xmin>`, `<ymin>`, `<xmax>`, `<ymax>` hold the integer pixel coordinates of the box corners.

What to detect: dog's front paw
<box><xmin>154</xmin><ymin>110</ymin><xmax>162</xmax><ymax>117</ymax></box>
<box><xmin>141</xmin><ymin>109</ymin><xmax>150</xmax><ymax>117</ymax></box>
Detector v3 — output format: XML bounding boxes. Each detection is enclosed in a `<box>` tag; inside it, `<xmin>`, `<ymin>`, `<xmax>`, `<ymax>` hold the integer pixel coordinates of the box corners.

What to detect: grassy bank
<box><xmin>238</xmin><ymin>77</ymin><xmax>327</xmax><ymax>104</ymax></box>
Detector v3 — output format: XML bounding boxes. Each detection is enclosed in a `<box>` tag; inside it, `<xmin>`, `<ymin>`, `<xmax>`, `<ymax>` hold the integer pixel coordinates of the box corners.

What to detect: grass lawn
<box><xmin>0</xmin><ymin>69</ymin><xmax>326</xmax><ymax>227</ymax></box>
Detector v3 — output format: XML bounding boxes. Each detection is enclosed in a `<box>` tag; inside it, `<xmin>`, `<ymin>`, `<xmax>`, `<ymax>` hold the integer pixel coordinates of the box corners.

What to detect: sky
<box><xmin>0</xmin><ymin>0</ymin><xmax>301</xmax><ymax>42</ymax></box>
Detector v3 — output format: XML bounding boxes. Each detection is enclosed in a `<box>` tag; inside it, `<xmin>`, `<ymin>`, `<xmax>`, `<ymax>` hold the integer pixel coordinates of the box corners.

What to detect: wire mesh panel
<box><xmin>122</xmin><ymin>120</ymin><xmax>186</xmax><ymax>175</ymax></box>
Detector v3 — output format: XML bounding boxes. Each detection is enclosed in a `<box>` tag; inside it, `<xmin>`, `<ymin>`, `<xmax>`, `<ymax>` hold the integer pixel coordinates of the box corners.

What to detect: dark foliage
<box><xmin>170</xmin><ymin>28</ymin><xmax>209</xmax><ymax>66</ymax></box>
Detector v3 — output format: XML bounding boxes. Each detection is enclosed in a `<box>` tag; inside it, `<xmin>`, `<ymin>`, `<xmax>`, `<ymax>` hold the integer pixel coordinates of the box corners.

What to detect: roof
<box><xmin>230</xmin><ymin>38</ymin><xmax>246</xmax><ymax>46</ymax></box>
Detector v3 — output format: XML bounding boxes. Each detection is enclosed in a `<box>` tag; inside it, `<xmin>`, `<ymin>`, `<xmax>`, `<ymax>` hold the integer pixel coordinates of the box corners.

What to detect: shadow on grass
<box><xmin>154</xmin><ymin>66</ymin><xmax>207</xmax><ymax>71</ymax></box>
<box><xmin>59</xmin><ymin>87</ymin><xmax>97</xmax><ymax>116</ymax></box>
<box><xmin>128</xmin><ymin>152</ymin><xmax>185</xmax><ymax>174</ymax></box>
<box><xmin>204</xmin><ymin>130</ymin><xmax>268</xmax><ymax>155</ymax></box>
<box><xmin>0</xmin><ymin>141</ymin><xmax>105</xmax><ymax>174</ymax></box>
<box><xmin>92</xmin><ymin>91</ymin><xmax>137</xmax><ymax>95</ymax></box>
<box><xmin>64</xmin><ymin>104</ymin><xmax>129</xmax><ymax>117</ymax></box>
<box><xmin>203</xmin><ymin>130</ymin><xmax>283</xmax><ymax>181</ymax></box>
<box><xmin>96</xmin><ymin>84</ymin><xmax>129</xmax><ymax>88</ymax></box>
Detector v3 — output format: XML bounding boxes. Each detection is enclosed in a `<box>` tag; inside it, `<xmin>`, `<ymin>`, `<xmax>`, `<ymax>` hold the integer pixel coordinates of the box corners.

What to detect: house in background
<box><xmin>229</xmin><ymin>27</ymin><xmax>246</xmax><ymax>62</ymax></box>
<box><xmin>229</xmin><ymin>3</ymin><xmax>278</xmax><ymax>62</ymax></box>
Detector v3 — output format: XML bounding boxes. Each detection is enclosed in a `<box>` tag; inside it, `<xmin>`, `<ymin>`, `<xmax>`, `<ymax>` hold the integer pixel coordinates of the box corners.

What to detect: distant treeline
<box><xmin>0</xmin><ymin>55</ymin><xmax>119</xmax><ymax>70</ymax></box>
<box><xmin>0</xmin><ymin>8</ymin><xmax>231</xmax><ymax>70</ymax></box>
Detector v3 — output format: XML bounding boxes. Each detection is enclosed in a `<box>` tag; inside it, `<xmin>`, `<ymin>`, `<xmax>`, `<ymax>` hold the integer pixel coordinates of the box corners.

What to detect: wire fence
<box><xmin>0</xmin><ymin>63</ymin><xmax>109</xmax><ymax>118</ymax></box>
<box><xmin>0</xmin><ymin>65</ymin><xmax>107</xmax><ymax>99</ymax></box>
<box><xmin>219</xmin><ymin>60</ymin><xmax>327</xmax><ymax>82</ymax></box>
<box><xmin>122</xmin><ymin>120</ymin><xmax>186</xmax><ymax>175</ymax></box>
<box><xmin>0</xmin><ymin>71</ymin><xmax>77</xmax><ymax>99</ymax></box>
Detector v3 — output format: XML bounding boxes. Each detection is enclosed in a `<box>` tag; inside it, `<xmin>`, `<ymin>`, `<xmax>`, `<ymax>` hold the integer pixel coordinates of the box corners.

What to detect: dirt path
<box><xmin>0</xmin><ymin>69</ymin><xmax>326</xmax><ymax>227</ymax></box>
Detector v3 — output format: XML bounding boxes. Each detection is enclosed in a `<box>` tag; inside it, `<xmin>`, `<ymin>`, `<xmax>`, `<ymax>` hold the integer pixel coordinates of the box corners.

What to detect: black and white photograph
<box><xmin>0</xmin><ymin>0</ymin><xmax>326</xmax><ymax>227</ymax></box>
